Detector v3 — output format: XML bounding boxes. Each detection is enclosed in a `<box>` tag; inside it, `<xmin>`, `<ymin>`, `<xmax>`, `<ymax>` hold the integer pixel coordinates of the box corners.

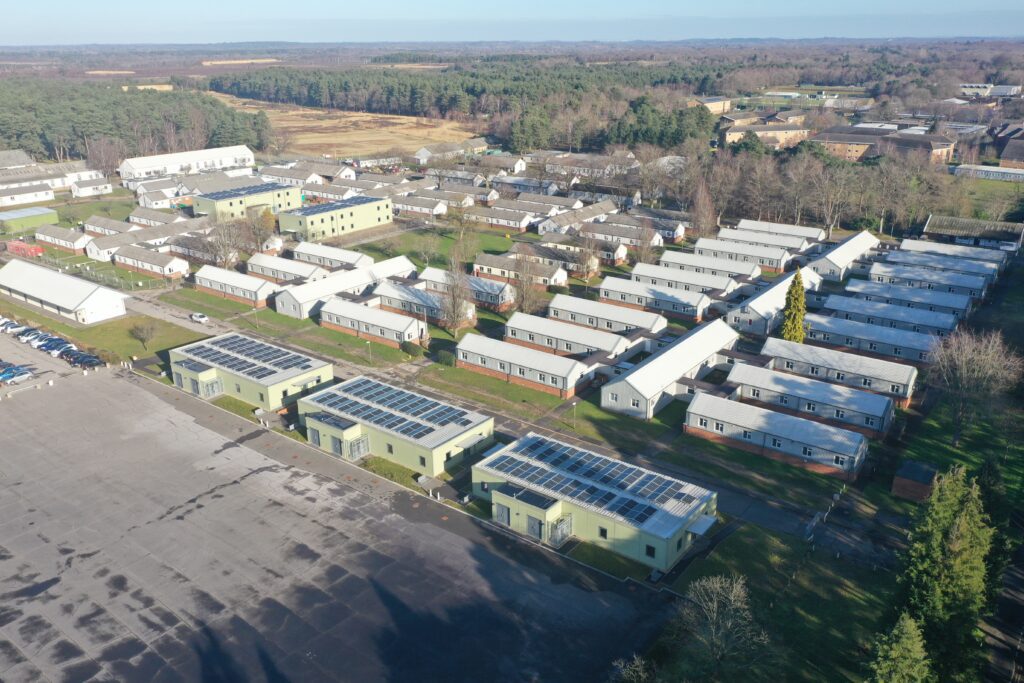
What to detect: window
<box><xmin>864</xmin><ymin>417</ymin><xmax>876</xmax><ymax>427</ymax></box>
<box><xmin>893</xmin><ymin>347</ymin><xmax>902</xmax><ymax>357</ymax></box>
<box><xmin>779</xmin><ymin>396</ymin><xmax>789</xmax><ymax>406</ymax></box>
<box><xmin>419</xmin><ymin>456</ymin><xmax>426</xmax><ymax>467</ymax></box>
<box><xmin>698</xmin><ymin>417</ymin><xmax>708</xmax><ymax>428</ymax></box>
<box><xmin>538</xmin><ymin>374</ymin><xmax>546</xmax><ymax>383</ymax></box>
<box><xmin>771</xmin><ymin>437</ymin><xmax>782</xmax><ymax>448</ymax></box>
<box><xmin>387</xmin><ymin>443</ymin><xmax>394</xmax><ymax>454</ymax></box>
<box><xmin>645</xmin><ymin>545</ymin><xmax>656</xmax><ymax>559</ymax></box>
<box><xmin>750</xmin><ymin>388</ymin><xmax>761</xmax><ymax>398</ymax></box>
<box><xmin>610</xmin><ymin>393</ymin><xmax>618</xmax><ymax>402</ymax></box>
<box><xmin>714</xmin><ymin>422</ymin><xmax>724</xmax><ymax>433</ymax></box>
<box><xmin>235</xmin><ymin>383</ymin><xmax>240</xmax><ymax>393</ymax></box>
<box><xmin>461</xmin><ymin>351</ymin><xmax>468</xmax><ymax>360</ymax></box>
<box><xmin>499</xmin><ymin>362</ymin><xmax>506</xmax><ymax>371</ymax></box>
<box><xmin>599</xmin><ymin>527</ymin><xmax>608</xmax><ymax>539</ymax></box>
<box><xmin>802</xmin><ymin>446</ymin><xmax>813</xmax><ymax>456</ymax></box>
<box><xmin>834</xmin><ymin>409</ymin><xmax>846</xmax><ymax>419</ymax></box>
<box><xmin>784</xmin><ymin>361</ymin><xmax>794</xmax><ymax>370</ymax></box>
<box><xmin>742</xmin><ymin>430</ymin><xmax>752</xmax><ymax>440</ymax></box>
<box><xmin>258</xmin><ymin>392</ymin><xmax>264</xmax><ymax>403</ymax></box>
<box><xmin>677</xmin><ymin>538</ymin><xmax>683</xmax><ymax>551</ymax></box>
<box><xmin>805</xmin><ymin>402</ymin><xmax>816</xmax><ymax>412</ymax></box>
<box><xmin>810</xmin><ymin>366</ymin><xmax>820</xmax><ymax>376</ymax></box>
<box><xmin>834</xmin><ymin>455</ymin><xmax>846</xmax><ymax>467</ymax></box>
<box><xmin>868</xmin><ymin>343</ymin><xmax>878</xmax><ymax>351</ymax></box>
<box><xmin>835</xmin><ymin>372</ymin><xmax>846</xmax><ymax>381</ymax></box>
<box><xmin>517</xmin><ymin>368</ymin><xmax>526</xmax><ymax>376</ymax></box>
<box><xmin>631</xmin><ymin>399</ymin><xmax>640</xmax><ymax>408</ymax></box>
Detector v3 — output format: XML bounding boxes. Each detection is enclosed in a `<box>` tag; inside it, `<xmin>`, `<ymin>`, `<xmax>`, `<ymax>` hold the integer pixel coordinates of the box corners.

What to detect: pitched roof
<box><xmin>694</xmin><ymin>237</ymin><xmax>789</xmax><ymax>261</ymax></box>
<box><xmin>247</xmin><ymin>253</ymin><xmax>327</xmax><ymax>279</ymax></box>
<box><xmin>0</xmin><ymin>259</ymin><xmax>124</xmax><ymax>310</ymax></box>
<box><xmin>0</xmin><ymin>149</ymin><xmax>34</xmax><ymax>168</ymax></box>
<box><xmin>506</xmin><ymin>312</ymin><xmax>630</xmax><ymax>355</ymax></box>
<box><xmin>805</xmin><ymin>313</ymin><xmax>938</xmax><ymax>352</ymax></box>
<box><xmin>0</xmin><ymin>183</ymin><xmax>51</xmax><ymax>198</ymax></box>
<box><xmin>547</xmin><ymin>294</ymin><xmax>666</xmax><ymax>331</ymax></box>
<box><xmin>474</xmin><ymin>253</ymin><xmax>564</xmax><ymax>279</ymax></box>
<box><xmin>922</xmin><ymin>215</ymin><xmax>1024</xmax><ymax>243</ymax></box>
<box><xmin>740</xmin><ymin>268</ymin><xmax>822</xmax><ymax>319</ymax></box>
<box><xmin>35</xmin><ymin>225</ymin><xmax>91</xmax><ymax>244</ymax></box>
<box><xmin>716</xmin><ymin>228</ymin><xmax>810</xmax><ymax>251</ymax></box>
<box><xmin>631</xmin><ymin>262</ymin><xmax>735</xmax><ymax>293</ymax></box>
<box><xmin>85</xmin><ymin>215</ymin><xmax>137</xmax><ymax>233</ymax></box>
<box><xmin>1001</xmin><ymin>138</ymin><xmax>1024</xmax><ymax>163</ymax></box>
<box><xmin>898</xmin><ymin>238</ymin><xmax>1007</xmax><ymax>264</ymax></box>
<box><xmin>688</xmin><ymin>393</ymin><xmax>866</xmax><ymax>457</ymax></box>
<box><xmin>276</xmin><ymin>256</ymin><xmax>416</xmax><ymax>305</ymax></box>
<box><xmin>868</xmin><ymin>262</ymin><xmax>987</xmax><ymax>290</ymax></box>
<box><xmin>823</xmin><ymin>295</ymin><xmax>958</xmax><ymax>330</ymax></box>
<box><xmin>129</xmin><ymin>207</ymin><xmax>180</xmax><ymax>225</ymax></box>
<box><xmin>456</xmin><ymin>333</ymin><xmax>589</xmax><ymax>379</ymax></box>
<box><xmin>813</xmin><ymin>230</ymin><xmax>880</xmax><ymax>270</ymax></box>
<box><xmin>113</xmin><ymin>244</ymin><xmax>183</xmax><ymax>268</ymax></box>
<box><xmin>726</xmin><ymin>363</ymin><xmax>893</xmax><ymax>417</ymax></box>
<box><xmin>320</xmin><ymin>297</ymin><xmax>422</xmax><ymax>333</ymax></box>
<box><xmin>658</xmin><ymin>250</ymin><xmax>761</xmax><ymax>278</ymax></box>
<box><xmin>735</xmin><ymin>219</ymin><xmax>826</xmax><ymax>241</ymax></box>
<box><xmin>291</xmin><ymin>242</ymin><xmax>373</xmax><ymax>267</ymax></box>
<box><xmin>844</xmin><ymin>279</ymin><xmax>972</xmax><ymax>310</ymax></box>
<box><xmin>516</xmin><ymin>192</ymin><xmax>580</xmax><ymax>208</ymax></box>
<box><xmin>760</xmin><ymin>336</ymin><xmax>917</xmax><ymax>386</ymax></box>
<box><xmin>599</xmin><ymin>276</ymin><xmax>712</xmax><ymax>308</ymax></box>
<box><xmin>195</xmin><ymin>265</ymin><xmax>280</xmax><ymax>296</ymax></box>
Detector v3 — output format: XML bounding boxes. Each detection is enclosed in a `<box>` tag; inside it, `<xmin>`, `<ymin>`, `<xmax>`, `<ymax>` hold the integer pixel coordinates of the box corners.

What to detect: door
<box><xmin>330</xmin><ymin>436</ymin><xmax>343</xmax><ymax>457</ymax></box>
<box><xmin>189</xmin><ymin>378</ymin><xmax>200</xmax><ymax>395</ymax></box>
<box><xmin>308</xmin><ymin>427</ymin><xmax>320</xmax><ymax>448</ymax></box>
<box><xmin>527</xmin><ymin>515</ymin><xmax>544</xmax><ymax>541</ymax></box>
<box><xmin>495</xmin><ymin>503</ymin><xmax>510</xmax><ymax>527</ymax></box>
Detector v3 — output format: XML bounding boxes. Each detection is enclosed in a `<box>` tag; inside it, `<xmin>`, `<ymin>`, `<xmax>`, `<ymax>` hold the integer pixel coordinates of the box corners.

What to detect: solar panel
<box><xmin>292</xmin><ymin>196</ymin><xmax>380</xmax><ymax>216</ymax></box>
<box><xmin>311</xmin><ymin>389</ymin><xmax>436</xmax><ymax>441</ymax></box>
<box><xmin>340</xmin><ymin>378</ymin><xmax>470</xmax><ymax>427</ymax></box>
<box><xmin>202</xmin><ymin>183</ymin><xmax>289</xmax><ymax>202</ymax></box>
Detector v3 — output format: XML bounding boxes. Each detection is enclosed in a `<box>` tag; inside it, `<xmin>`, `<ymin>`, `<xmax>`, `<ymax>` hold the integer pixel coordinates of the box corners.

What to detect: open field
<box><xmin>85</xmin><ymin>69</ymin><xmax>134</xmax><ymax>75</ymax></box>
<box><xmin>963</xmin><ymin>177</ymin><xmax>1024</xmax><ymax>221</ymax></box>
<box><xmin>666</xmin><ymin>523</ymin><xmax>897</xmax><ymax>682</ymax></box>
<box><xmin>202</xmin><ymin>58</ymin><xmax>281</xmax><ymax>66</ymax></box>
<box><xmin>121</xmin><ymin>84</ymin><xmax>174</xmax><ymax>92</ymax></box>
<box><xmin>211</xmin><ymin>92</ymin><xmax>479</xmax><ymax>157</ymax></box>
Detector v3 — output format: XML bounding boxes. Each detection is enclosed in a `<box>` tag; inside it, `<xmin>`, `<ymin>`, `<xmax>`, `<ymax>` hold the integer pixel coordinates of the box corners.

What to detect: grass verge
<box><xmin>360</xmin><ymin>456</ymin><xmax>421</xmax><ymax>491</ymax></box>
<box><xmin>567</xmin><ymin>541</ymin><xmax>651</xmax><ymax>582</ymax></box>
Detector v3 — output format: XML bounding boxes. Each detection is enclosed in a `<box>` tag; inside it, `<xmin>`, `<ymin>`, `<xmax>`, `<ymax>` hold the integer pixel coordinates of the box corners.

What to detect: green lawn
<box><xmin>417</xmin><ymin>363</ymin><xmax>563</xmax><ymax>420</ymax></box>
<box><xmin>567</xmin><ymin>541</ymin><xmax>651</xmax><ymax>581</ymax></box>
<box><xmin>665</xmin><ymin>524</ymin><xmax>897</xmax><ymax>682</ymax></box>
<box><xmin>551</xmin><ymin>395</ymin><xmax>688</xmax><ymax>454</ymax></box>
<box><xmin>159</xmin><ymin>288</ymin><xmax>252</xmax><ymax>320</ymax></box>
<box><xmin>668</xmin><ymin>432</ymin><xmax>842</xmax><ymax>509</ymax></box>
<box><xmin>461</xmin><ymin>498</ymin><xmax>492</xmax><ymax>520</ymax></box>
<box><xmin>51</xmin><ymin>192</ymin><xmax>138</xmax><ymax>227</ymax></box>
<box><xmin>355</xmin><ymin>229</ymin><xmax>515</xmax><ymax>269</ymax></box>
<box><xmin>962</xmin><ymin>177</ymin><xmax>1024</xmax><ymax>221</ymax></box>
<box><xmin>211</xmin><ymin>395</ymin><xmax>258</xmax><ymax>421</ymax></box>
<box><xmin>360</xmin><ymin>456</ymin><xmax>421</xmax><ymax>490</ymax></box>
<box><xmin>0</xmin><ymin>299</ymin><xmax>204</xmax><ymax>361</ymax></box>
<box><xmin>290</xmin><ymin>326</ymin><xmax>410</xmax><ymax>367</ymax></box>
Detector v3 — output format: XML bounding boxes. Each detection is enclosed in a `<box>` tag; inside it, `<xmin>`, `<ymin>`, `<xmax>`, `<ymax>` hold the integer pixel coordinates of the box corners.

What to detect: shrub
<box><xmin>436</xmin><ymin>350</ymin><xmax>456</xmax><ymax>367</ymax></box>
<box><xmin>548</xmin><ymin>285</ymin><xmax>570</xmax><ymax>295</ymax></box>
<box><xmin>400</xmin><ymin>340</ymin><xmax>424</xmax><ymax>357</ymax></box>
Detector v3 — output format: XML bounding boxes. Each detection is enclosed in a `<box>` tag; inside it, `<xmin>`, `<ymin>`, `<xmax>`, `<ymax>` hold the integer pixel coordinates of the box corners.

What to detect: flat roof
<box><xmin>760</xmin><ymin>336</ymin><xmax>918</xmax><ymax>386</ymax></box>
<box><xmin>320</xmin><ymin>297</ymin><xmax>422</xmax><ymax>332</ymax></box>
<box><xmin>886</xmin><ymin>250</ymin><xmax>1000</xmax><ymax>277</ymax></box>
<box><xmin>845</xmin><ymin>279</ymin><xmax>972</xmax><ymax>310</ymax></box>
<box><xmin>200</xmin><ymin>182</ymin><xmax>292</xmax><ymax>202</ymax></box>
<box><xmin>286</xmin><ymin>196</ymin><xmax>385</xmax><ymax>216</ymax></box>
<box><xmin>898</xmin><ymin>238</ymin><xmax>1007</xmax><ymax>264</ymax></box>
<box><xmin>868</xmin><ymin>262</ymin><xmax>987</xmax><ymax>290</ymax></box>
<box><xmin>824</xmin><ymin>295</ymin><xmax>958</xmax><ymax>330</ymax></box>
<box><xmin>805</xmin><ymin>313</ymin><xmax>938</xmax><ymax>352</ymax></box>
<box><xmin>726</xmin><ymin>363</ymin><xmax>892</xmax><ymax>417</ymax></box>
<box><xmin>924</xmin><ymin>214</ymin><xmax>1024</xmax><ymax>242</ymax></box>
<box><xmin>303</xmin><ymin>376</ymin><xmax>490</xmax><ymax>449</ymax></box>
<box><xmin>688</xmin><ymin>393</ymin><xmax>866</xmax><ymax>458</ymax></box>
<box><xmin>172</xmin><ymin>333</ymin><xmax>329</xmax><ymax>386</ymax></box>
<box><xmin>476</xmin><ymin>432</ymin><xmax>715</xmax><ymax>539</ymax></box>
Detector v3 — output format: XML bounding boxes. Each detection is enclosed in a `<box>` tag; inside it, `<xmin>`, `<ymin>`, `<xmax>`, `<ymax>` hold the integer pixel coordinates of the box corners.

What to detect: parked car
<box><xmin>49</xmin><ymin>344</ymin><xmax>76</xmax><ymax>357</ymax></box>
<box><xmin>4</xmin><ymin>371</ymin><xmax>33</xmax><ymax>385</ymax></box>
<box><xmin>190</xmin><ymin>312</ymin><xmax>210</xmax><ymax>324</ymax></box>
<box><xmin>0</xmin><ymin>366</ymin><xmax>28</xmax><ymax>382</ymax></box>
<box><xmin>3</xmin><ymin>324</ymin><xmax>26</xmax><ymax>334</ymax></box>
<box><xmin>17</xmin><ymin>329</ymin><xmax>41</xmax><ymax>342</ymax></box>
<box><xmin>30</xmin><ymin>335</ymin><xmax>58</xmax><ymax>349</ymax></box>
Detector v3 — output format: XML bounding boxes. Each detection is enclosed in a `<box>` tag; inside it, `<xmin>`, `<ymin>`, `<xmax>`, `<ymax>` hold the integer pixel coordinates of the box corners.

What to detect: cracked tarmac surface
<box><xmin>0</xmin><ymin>364</ymin><xmax>672</xmax><ymax>682</ymax></box>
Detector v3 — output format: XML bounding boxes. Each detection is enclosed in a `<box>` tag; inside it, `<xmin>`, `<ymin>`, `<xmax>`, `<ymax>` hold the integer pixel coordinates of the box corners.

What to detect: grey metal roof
<box><xmin>760</xmin><ymin>336</ymin><xmax>918</xmax><ymax>386</ymax></box>
<box><xmin>898</xmin><ymin>238</ymin><xmax>1007</xmax><ymax>264</ymax></box>
<box><xmin>599</xmin><ymin>276</ymin><xmax>712</xmax><ymax>309</ymax></box>
<box><xmin>505</xmin><ymin>312</ymin><xmax>630</xmax><ymax>355</ymax></box>
<box><xmin>631</xmin><ymin>262</ymin><xmax>735</xmax><ymax>293</ymax></box>
<box><xmin>0</xmin><ymin>183</ymin><xmax>51</xmax><ymax>197</ymax></box>
<box><xmin>694</xmin><ymin>237</ymin><xmax>789</xmax><ymax>261</ymax></box>
<box><xmin>687</xmin><ymin>393</ymin><xmax>866</xmax><ymax>457</ymax></box>
<box><xmin>658</xmin><ymin>250</ymin><xmax>761</xmax><ymax>278</ymax></box>
<box><xmin>547</xmin><ymin>294</ymin><xmax>667</xmax><ymax>332</ymax></box>
<box><xmin>0</xmin><ymin>149</ymin><xmax>34</xmax><ymax>168</ymax></box>
<box><xmin>922</xmin><ymin>214</ymin><xmax>1024</xmax><ymax>243</ymax></box>
<box><xmin>740</xmin><ymin>268</ymin><xmax>822</xmax><ymax>319</ymax></box>
<box><xmin>868</xmin><ymin>262</ymin><xmax>987</xmax><ymax>290</ymax></box>
<box><xmin>726</xmin><ymin>363</ymin><xmax>893</xmax><ymax>417</ymax></box>
<box><xmin>0</xmin><ymin>259</ymin><xmax>125</xmax><ymax>311</ymax></box>
<box><xmin>844</xmin><ymin>279</ymin><xmax>972</xmax><ymax>311</ymax></box>
<box><xmin>717</xmin><ymin>228</ymin><xmax>810</xmax><ymax>251</ymax></box>
<box><xmin>457</xmin><ymin>333</ymin><xmax>589</xmax><ymax>379</ymax></box>
<box><xmin>884</xmin><ymin>250</ymin><xmax>998</xmax><ymax>278</ymax></box>
<box><xmin>823</xmin><ymin>295</ymin><xmax>958</xmax><ymax>331</ymax></box>
<box><xmin>805</xmin><ymin>313</ymin><xmax>938</xmax><ymax>352</ymax></box>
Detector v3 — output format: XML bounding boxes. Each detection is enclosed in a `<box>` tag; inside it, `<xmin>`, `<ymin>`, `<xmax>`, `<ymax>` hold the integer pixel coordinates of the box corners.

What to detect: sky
<box><xmin>6</xmin><ymin>0</ymin><xmax>1024</xmax><ymax>45</ymax></box>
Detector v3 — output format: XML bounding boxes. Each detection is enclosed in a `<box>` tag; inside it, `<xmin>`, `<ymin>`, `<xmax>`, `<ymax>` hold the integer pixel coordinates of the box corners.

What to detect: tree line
<box><xmin>0</xmin><ymin>79</ymin><xmax>273</xmax><ymax>169</ymax></box>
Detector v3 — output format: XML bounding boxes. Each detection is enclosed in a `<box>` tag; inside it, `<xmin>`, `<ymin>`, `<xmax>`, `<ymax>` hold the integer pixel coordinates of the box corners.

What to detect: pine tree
<box><xmin>867</xmin><ymin>612</ymin><xmax>932</xmax><ymax>683</ymax></box>
<box><xmin>780</xmin><ymin>270</ymin><xmax>806</xmax><ymax>343</ymax></box>
<box><xmin>899</xmin><ymin>466</ymin><xmax>994</xmax><ymax>680</ymax></box>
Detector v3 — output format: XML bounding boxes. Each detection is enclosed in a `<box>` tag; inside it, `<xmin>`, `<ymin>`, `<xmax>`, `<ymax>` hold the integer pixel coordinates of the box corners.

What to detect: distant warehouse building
<box><xmin>297</xmin><ymin>376</ymin><xmax>494</xmax><ymax>477</ymax></box>
<box><xmin>278</xmin><ymin>196</ymin><xmax>392</xmax><ymax>242</ymax></box>
<box><xmin>192</xmin><ymin>183</ymin><xmax>301</xmax><ymax>222</ymax></box>
<box><xmin>169</xmin><ymin>333</ymin><xmax>333</xmax><ymax>412</ymax></box>
<box><xmin>117</xmin><ymin>145</ymin><xmax>255</xmax><ymax>182</ymax></box>
<box><xmin>0</xmin><ymin>259</ymin><xmax>126</xmax><ymax>325</ymax></box>
<box><xmin>684</xmin><ymin>393</ymin><xmax>868</xmax><ymax>478</ymax></box>
<box><xmin>760</xmin><ymin>336</ymin><xmax>919</xmax><ymax>408</ymax></box>
<box><xmin>193</xmin><ymin>265</ymin><xmax>280</xmax><ymax>308</ymax></box>
<box><xmin>472</xmin><ymin>433</ymin><xmax>718</xmax><ymax>572</ymax></box>
<box><xmin>922</xmin><ymin>214</ymin><xmax>1024</xmax><ymax>251</ymax></box>
<box><xmin>804</xmin><ymin>313</ymin><xmax>938</xmax><ymax>363</ymax></box>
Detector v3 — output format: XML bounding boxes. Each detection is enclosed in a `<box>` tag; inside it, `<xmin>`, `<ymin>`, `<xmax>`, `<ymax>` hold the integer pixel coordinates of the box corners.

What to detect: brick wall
<box><xmin>321</xmin><ymin>319</ymin><xmax>402</xmax><ymax>348</ymax></box>
<box><xmin>195</xmin><ymin>284</ymin><xmax>265</xmax><ymax>308</ymax></box>
<box><xmin>597</xmin><ymin>296</ymin><xmax>702</xmax><ymax>322</ymax></box>
<box><xmin>738</xmin><ymin>397</ymin><xmax>886</xmax><ymax>439</ymax></box>
<box><xmin>455</xmin><ymin>359</ymin><xmax>581</xmax><ymax>399</ymax></box>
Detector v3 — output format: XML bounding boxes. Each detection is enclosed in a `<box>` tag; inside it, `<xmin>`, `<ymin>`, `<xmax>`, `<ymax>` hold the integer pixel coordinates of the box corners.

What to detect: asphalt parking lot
<box><xmin>0</xmin><ymin>362</ymin><xmax>672</xmax><ymax>682</ymax></box>
<box><xmin>0</xmin><ymin>328</ymin><xmax>81</xmax><ymax>387</ymax></box>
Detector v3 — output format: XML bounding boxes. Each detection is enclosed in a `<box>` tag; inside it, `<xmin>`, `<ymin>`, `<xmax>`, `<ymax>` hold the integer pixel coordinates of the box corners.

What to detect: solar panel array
<box><xmin>342</xmin><ymin>378</ymin><xmax>474</xmax><ymax>427</ymax></box>
<box><xmin>184</xmin><ymin>334</ymin><xmax>316</xmax><ymax>381</ymax></box>
<box><xmin>203</xmin><ymin>183</ymin><xmax>288</xmax><ymax>202</ymax></box>
<box><xmin>486</xmin><ymin>435</ymin><xmax>699</xmax><ymax>527</ymax></box>
<box><xmin>292</xmin><ymin>196</ymin><xmax>379</xmax><ymax>215</ymax></box>
<box><xmin>311</xmin><ymin>390</ymin><xmax>436</xmax><ymax>440</ymax></box>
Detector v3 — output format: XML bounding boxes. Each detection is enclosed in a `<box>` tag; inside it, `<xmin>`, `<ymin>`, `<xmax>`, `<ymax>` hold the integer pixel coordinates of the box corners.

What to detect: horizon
<box><xmin>4</xmin><ymin>1</ymin><xmax>1024</xmax><ymax>45</ymax></box>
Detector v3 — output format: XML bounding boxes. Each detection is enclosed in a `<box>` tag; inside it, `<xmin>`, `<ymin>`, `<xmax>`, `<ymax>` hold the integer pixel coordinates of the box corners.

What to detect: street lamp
<box><xmin>251</xmin><ymin>306</ymin><xmax>260</xmax><ymax>329</ymax></box>
<box><xmin>571</xmin><ymin>400</ymin><xmax>579</xmax><ymax>430</ymax></box>
<box><xmin>366</xmin><ymin>340</ymin><xmax>372</xmax><ymax>362</ymax></box>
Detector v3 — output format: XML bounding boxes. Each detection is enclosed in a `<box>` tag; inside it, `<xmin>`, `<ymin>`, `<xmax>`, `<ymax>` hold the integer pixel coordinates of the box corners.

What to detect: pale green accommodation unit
<box><xmin>168</xmin><ymin>333</ymin><xmax>333</xmax><ymax>412</ymax></box>
<box><xmin>192</xmin><ymin>182</ymin><xmax>301</xmax><ymax>222</ymax></box>
<box><xmin>278</xmin><ymin>196</ymin><xmax>392</xmax><ymax>242</ymax></box>
<box><xmin>472</xmin><ymin>433</ymin><xmax>718</xmax><ymax>573</ymax></box>
<box><xmin>296</xmin><ymin>376</ymin><xmax>494</xmax><ymax>478</ymax></box>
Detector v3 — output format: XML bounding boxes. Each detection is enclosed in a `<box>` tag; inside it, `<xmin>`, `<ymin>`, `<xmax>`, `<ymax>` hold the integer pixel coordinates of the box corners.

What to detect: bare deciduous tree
<box><xmin>86</xmin><ymin>135</ymin><xmax>127</xmax><ymax>177</ymax></box>
<box><xmin>929</xmin><ymin>329</ymin><xmax>1024</xmax><ymax>446</ymax></box>
<box><xmin>672</xmin><ymin>575</ymin><xmax>772</xmax><ymax>681</ymax></box>
<box><xmin>690</xmin><ymin>177</ymin><xmax>717</xmax><ymax>238</ymax></box>
<box><xmin>439</xmin><ymin>253</ymin><xmax>473</xmax><ymax>332</ymax></box>
<box><xmin>632</xmin><ymin>227</ymin><xmax>659</xmax><ymax>265</ymax></box>
<box><xmin>609</xmin><ymin>654</ymin><xmax>653</xmax><ymax>683</ymax></box>
<box><xmin>574</xmin><ymin>233</ymin><xmax>601</xmax><ymax>279</ymax></box>
<box><xmin>208</xmin><ymin>221</ymin><xmax>246</xmax><ymax>269</ymax></box>
<box><xmin>419</xmin><ymin>230</ymin><xmax>441</xmax><ymax>267</ymax></box>
<box><xmin>512</xmin><ymin>256</ymin><xmax>547</xmax><ymax>314</ymax></box>
<box><xmin>245</xmin><ymin>209</ymin><xmax>276</xmax><ymax>254</ymax></box>
<box><xmin>129</xmin><ymin>322</ymin><xmax>156</xmax><ymax>351</ymax></box>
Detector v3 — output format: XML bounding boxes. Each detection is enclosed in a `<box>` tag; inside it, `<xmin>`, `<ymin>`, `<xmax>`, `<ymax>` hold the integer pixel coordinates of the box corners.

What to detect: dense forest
<box><xmin>0</xmin><ymin>79</ymin><xmax>272</xmax><ymax>168</ymax></box>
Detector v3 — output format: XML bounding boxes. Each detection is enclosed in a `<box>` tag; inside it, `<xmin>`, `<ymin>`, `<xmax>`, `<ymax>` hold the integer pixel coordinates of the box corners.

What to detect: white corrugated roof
<box><xmin>824</xmin><ymin>295</ymin><xmax>957</xmax><ymax>331</ymax></box>
<box><xmin>868</xmin><ymin>262</ymin><xmax>986</xmax><ymax>290</ymax></box>
<box><xmin>320</xmin><ymin>297</ymin><xmax>422</xmax><ymax>333</ymax></box>
<box><xmin>0</xmin><ymin>260</ymin><xmax>125</xmax><ymax>310</ymax></box>
<box><xmin>292</xmin><ymin>242</ymin><xmax>373</xmax><ymax>267</ymax></box>
<box><xmin>899</xmin><ymin>238</ymin><xmax>1007</xmax><ymax>264</ymax></box>
<box><xmin>694</xmin><ymin>238</ymin><xmax>789</xmax><ymax>261</ymax></box>
<box><xmin>277</xmin><ymin>255</ymin><xmax>416</xmax><ymax>305</ymax></box>
<box><xmin>658</xmin><ymin>250</ymin><xmax>761</xmax><ymax>278</ymax></box>
<box><xmin>814</xmin><ymin>231</ymin><xmax>880</xmax><ymax>270</ymax></box>
<box><xmin>547</xmin><ymin>294</ymin><xmax>666</xmax><ymax>332</ymax></box>
<box><xmin>885</xmin><ymin>250</ymin><xmax>998</xmax><ymax>277</ymax></box>
<box><xmin>457</xmin><ymin>333</ymin><xmax>589</xmax><ymax>379</ymax></box>
<box><xmin>418</xmin><ymin>266</ymin><xmax>511</xmax><ymax>297</ymax></box>
<box><xmin>505</xmin><ymin>312</ymin><xmax>630</xmax><ymax>354</ymax></box>
<box><xmin>631</xmin><ymin>262</ymin><xmax>735</xmax><ymax>292</ymax></box>
<box><xmin>717</xmin><ymin>228</ymin><xmax>809</xmax><ymax>251</ymax></box>
<box><xmin>195</xmin><ymin>265</ymin><xmax>280</xmax><ymax>297</ymax></box>
<box><xmin>120</xmin><ymin>145</ymin><xmax>253</xmax><ymax>174</ymax></box>
<box><xmin>736</xmin><ymin>219</ymin><xmax>827</xmax><ymax>241</ymax></box>
<box><xmin>844</xmin><ymin>279</ymin><xmax>971</xmax><ymax>310</ymax></box>
<box><xmin>599</xmin><ymin>276</ymin><xmax>712</xmax><ymax>308</ymax></box>
<box><xmin>612</xmin><ymin>319</ymin><xmax>738</xmax><ymax>400</ymax></box>
<box><xmin>726</xmin><ymin>363</ymin><xmax>892</xmax><ymax>417</ymax></box>
<box><xmin>805</xmin><ymin>313</ymin><xmax>938</xmax><ymax>352</ymax></box>
<box><xmin>760</xmin><ymin>337</ymin><xmax>917</xmax><ymax>386</ymax></box>
<box><xmin>688</xmin><ymin>393</ymin><xmax>866</xmax><ymax>457</ymax></box>
<box><xmin>247</xmin><ymin>253</ymin><xmax>325</xmax><ymax>279</ymax></box>
<box><xmin>742</xmin><ymin>268</ymin><xmax>822</xmax><ymax>319</ymax></box>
